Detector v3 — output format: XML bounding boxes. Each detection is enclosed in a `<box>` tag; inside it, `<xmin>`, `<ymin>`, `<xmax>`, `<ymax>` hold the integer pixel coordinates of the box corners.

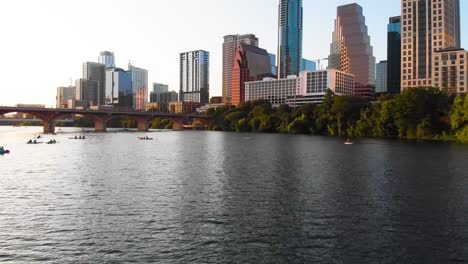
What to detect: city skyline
<box><xmin>1</xmin><ymin>0</ymin><xmax>467</xmax><ymax>107</ymax></box>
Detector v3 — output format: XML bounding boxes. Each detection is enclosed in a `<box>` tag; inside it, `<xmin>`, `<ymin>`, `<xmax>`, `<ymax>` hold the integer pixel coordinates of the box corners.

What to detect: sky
<box><xmin>0</xmin><ymin>0</ymin><xmax>467</xmax><ymax>107</ymax></box>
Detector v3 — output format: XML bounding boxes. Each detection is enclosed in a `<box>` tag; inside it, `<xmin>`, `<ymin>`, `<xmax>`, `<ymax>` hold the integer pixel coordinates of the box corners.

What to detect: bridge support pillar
<box><xmin>43</xmin><ymin>119</ymin><xmax>55</xmax><ymax>134</ymax></box>
<box><xmin>137</xmin><ymin>119</ymin><xmax>149</xmax><ymax>132</ymax></box>
<box><xmin>95</xmin><ymin>118</ymin><xmax>107</xmax><ymax>133</ymax></box>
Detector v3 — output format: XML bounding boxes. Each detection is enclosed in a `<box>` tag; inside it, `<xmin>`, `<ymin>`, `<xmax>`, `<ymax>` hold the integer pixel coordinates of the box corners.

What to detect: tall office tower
<box><xmin>152</xmin><ymin>83</ymin><xmax>169</xmax><ymax>94</ymax></box>
<box><xmin>376</xmin><ymin>61</ymin><xmax>388</xmax><ymax>94</ymax></box>
<box><xmin>231</xmin><ymin>43</ymin><xmax>273</xmax><ymax>106</ymax></box>
<box><xmin>222</xmin><ymin>34</ymin><xmax>259</xmax><ymax>104</ymax></box>
<box><xmin>180</xmin><ymin>50</ymin><xmax>210</xmax><ymax>104</ymax></box>
<box><xmin>387</xmin><ymin>16</ymin><xmax>401</xmax><ymax>94</ymax></box>
<box><xmin>301</xmin><ymin>58</ymin><xmax>317</xmax><ymax>71</ymax></box>
<box><xmin>269</xmin><ymin>53</ymin><xmax>278</xmax><ymax>76</ymax></box>
<box><xmin>99</xmin><ymin>51</ymin><xmax>116</xmax><ymax>68</ymax></box>
<box><xmin>83</xmin><ymin>62</ymin><xmax>106</xmax><ymax>106</ymax></box>
<box><xmin>75</xmin><ymin>79</ymin><xmax>99</xmax><ymax>107</ymax></box>
<box><xmin>328</xmin><ymin>3</ymin><xmax>376</xmax><ymax>98</ymax></box>
<box><xmin>277</xmin><ymin>0</ymin><xmax>303</xmax><ymax>78</ymax></box>
<box><xmin>129</xmin><ymin>63</ymin><xmax>148</xmax><ymax>111</ymax></box>
<box><xmin>401</xmin><ymin>0</ymin><xmax>461</xmax><ymax>89</ymax></box>
<box><xmin>56</xmin><ymin>86</ymin><xmax>76</xmax><ymax>108</ymax></box>
<box><xmin>105</xmin><ymin>68</ymin><xmax>132</xmax><ymax>107</ymax></box>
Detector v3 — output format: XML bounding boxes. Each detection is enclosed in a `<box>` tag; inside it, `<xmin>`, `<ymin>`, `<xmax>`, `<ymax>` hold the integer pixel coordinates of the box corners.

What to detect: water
<box><xmin>0</xmin><ymin>126</ymin><xmax>467</xmax><ymax>263</ymax></box>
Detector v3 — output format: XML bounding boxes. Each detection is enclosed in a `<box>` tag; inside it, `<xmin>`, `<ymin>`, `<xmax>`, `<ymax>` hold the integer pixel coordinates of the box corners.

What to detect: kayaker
<box><xmin>28</xmin><ymin>139</ymin><xmax>32</xmax><ymax>144</ymax></box>
<box><xmin>75</xmin><ymin>135</ymin><xmax>78</xmax><ymax>139</ymax></box>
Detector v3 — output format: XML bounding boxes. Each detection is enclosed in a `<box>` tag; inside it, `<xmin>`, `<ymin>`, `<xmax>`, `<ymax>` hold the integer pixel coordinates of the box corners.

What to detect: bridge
<box><xmin>0</xmin><ymin>106</ymin><xmax>212</xmax><ymax>134</ymax></box>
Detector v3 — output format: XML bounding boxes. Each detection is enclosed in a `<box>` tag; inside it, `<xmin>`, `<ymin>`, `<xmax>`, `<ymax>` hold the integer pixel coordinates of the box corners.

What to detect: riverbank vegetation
<box><xmin>206</xmin><ymin>88</ymin><xmax>468</xmax><ymax>144</ymax></box>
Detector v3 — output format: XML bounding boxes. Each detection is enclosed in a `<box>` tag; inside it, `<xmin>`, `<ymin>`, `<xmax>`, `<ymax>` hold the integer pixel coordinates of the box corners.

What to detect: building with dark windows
<box><xmin>99</xmin><ymin>51</ymin><xmax>116</xmax><ymax>69</ymax></box>
<box><xmin>387</xmin><ymin>16</ymin><xmax>401</xmax><ymax>94</ymax></box>
<box><xmin>83</xmin><ymin>62</ymin><xmax>106</xmax><ymax>106</ymax></box>
<box><xmin>180</xmin><ymin>50</ymin><xmax>210</xmax><ymax>104</ymax></box>
<box><xmin>105</xmin><ymin>68</ymin><xmax>132</xmax><ymax>109</ymax></box>
<box><xmin>401</xmin><ymin>0</ymin><xmax>461</xmax><ymax>90</ymax></box>
<box><xmin>149</xmin><ymin>91</ymin><xmax>178</xmax><ymax>112</ymax></box>
<box><xmin>328</xmin><ymin>3</ymin><xmax>376</xmax><ymax>99</ymax></box>
<box><xmin>75</xmin><ymin>79</ymin><xmax>99</xmax><ymax>108</ymax></box>
<box><xmin>277</xmin><ymin>0</ymin><xmax>303</xmax><ymax>78</ymax></box>
<box><xmin>56</xmin><ymin>86</ymin><xmax>76</xmax><ymax>108</ymax></box>
<box><xmin>231</xmin><ymin>43</ymin><xmax>273</xmax><ymax>106</ymax></box>
<box><xmin>376</xmin><ymin>61</ymin><xmax>388</xmax><ymax>94</ymax></box>
<box><xmin>222</xmin><ymin>34</ymin><xmax>259</xmax><ymax>104</ymax></box>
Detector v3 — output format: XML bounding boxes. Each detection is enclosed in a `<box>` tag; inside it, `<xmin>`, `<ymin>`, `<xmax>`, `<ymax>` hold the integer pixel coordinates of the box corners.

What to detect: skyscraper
<box><xmin>75</xmin><ymin>79</ymin><xmax>98</xmax><ymax>108</ymax></box>
<box><xmin>99</xmin><ymin>51</ymin><xmax>116</xmax><ymax>69</ymax></box>
<box><xmin>387</xmin><ymin>16</ymin><xmax>401</xmax><ymax>94</ymax></box>
<box><xmin>222</xmin><ymin>34</ymin><xmax>259</xmax><ymax>104</ymax></box>
<box><xmin>180</xmin><ymin>50</ymin><xmax>210</xmax><ymax>104</ymax></box>
<box><xmin>328</xmin><ymin>3</ymin><xmax>376</xmax><ymax>98</ymax></box>
<box><xmin>401</xmin><ymin>0</ymin><xmax>461</xmax><ymax>89</ymax></box>
<box><xmin>83</xmin><ymin>62</ymin><xmax>106</xmax><ymax>106</ymax></box>
<box><xmin>376</xmin><ymin>61</ymin><xmax>388</xmax><ymax>94</ymax></box>
<box><xmin>105</xmin><ymin>68</ymin><xmax>132</xmax><ymax>107</ymax></box>
<box><xmin>231</xmin><ymin>43</ymin><xmax>272</xmax><ymax>106</ymax></box>
<box><xmin>152</xmin><ymin>83</ymin><xmax>169</xmax><ymax>94</ymax></box>
<box><xmin>129</xmin><ymin>63</ymin><xmax>148</xmax><ymax>111</ymax></box>
<box><xmin>301</xmin><ymin>59</ymin><xmax>317</xmax><ymax>71</ymax></box>
<box><xmin>56</xmin><ymin>86</ymin><xmax>76</xmax><ymax>108</ymax></box>
<box><xmin>277</xmin><ymin>0</ymin><xmax>303</xmax><ymax>78</ymax></box>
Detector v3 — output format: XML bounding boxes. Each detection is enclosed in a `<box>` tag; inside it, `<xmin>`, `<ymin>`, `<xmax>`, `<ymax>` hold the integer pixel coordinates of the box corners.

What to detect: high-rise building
<box><xmin>376</xmin><ymin>61</ymin><xmax>388</xmax><ymax>94</ymax></box>
<box><xmin>83</xmin><ymin>62</ymin><xmax>106</xmax><ymax>106</ymax></box>
<box><xmin>149</xmin><ymin>91</ymin><xmax>178</xmax><ymax>112</ymax></box>
<box><xmin>387</xmin><ymin>16</ymin><xmax>401</xmax><ymax>94</ymax></box>
<box><xmin>231</xmin><ymin>43</ymin><xmax>273</xmax><ymax>106</ymax></box>
<box><xmin>99</xmin><ymin>51</ymin><xmax>116</xmax><ymax>69</ymax></box>
<box><xmin>269</xmin><ymin>53</ymin><xmax>278</xmax><ymax>76</ymax></box>
<box><xmin>277</xmin><ymin>0</ymin><xmax>303</xmax><ymax>78</ymax></box>
<box><xmin>180</xmin><ymin>50</ymin><xmax>210</xmax><ymax>104</ymax></box>
<box><xmin>401</xmin><ymin>0</ymin><xmax>461</xmax><ymax>89</ymax></box>
<box><xmin>152</xmin><ymin>83</ymin><xmax>169</xmax><ymax>94</ymax></box>
<box><xmin>56</xmin><ymin>86</ymin><xmax>76</xmax><ymax>108</ymax></box>
<box><xmin>222</xmin><ymin>34</ymin><xmax>259</xmax><ymax>104</ymax></box>
<box><xmin>328</xmin><ymin>3</ymin><xmax>376</xmax><ymax>98</ymax></box>
<box><xmin>301</xmin><ymin>58</ymin><xmax>317</xmax><ymax>71</ymax></box>
<box><xmin>75</xmin><ymin>79</ymin><xmax>99</xmax><ymax>108</ymax></box>
<box><xmin>129</xmin><ymin>64</ymin><xmax>148</xmax><ymax>111</ymax></box>
<box><xmin>105</xmin><ymin>68</ymin><xmax>132</xmax><ymax>107</ymax></box>
<box><xmin>433</xmin><ymin>48</ymin><xmax>467</xmax><ymax>93</ymax></box>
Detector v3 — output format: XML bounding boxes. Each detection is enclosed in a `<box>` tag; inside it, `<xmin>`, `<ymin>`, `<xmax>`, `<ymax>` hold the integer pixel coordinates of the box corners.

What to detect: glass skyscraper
<box><xmin>387</xmin><ymin>16</ymin><xmax>401</xmax><ymax>94</ymax></box>
<box><xmin>301</xmin><ymin>59</ymin><xmax>317</xmax><ymax>71</ymax></box>
<box><xmin>99</xmin><ymin>51</ymin><xmax>116</xmax><ymax>69</ymax></box>
<box><xmin>129</xmin><ymin>64</ymin><xmax>148</xmax><ymax>111</ymax></box>
<box><xmin>277</xmin><ymin>0</ymin><xmax>303</xmax><ymax>78</ymax></box>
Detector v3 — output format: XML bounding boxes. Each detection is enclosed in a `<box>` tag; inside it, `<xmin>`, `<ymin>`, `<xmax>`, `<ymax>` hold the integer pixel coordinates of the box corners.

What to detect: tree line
<box><xmin>206</xmin><ymin>88</ymin><xmax>468</xmax><ymax>144</ymax></box>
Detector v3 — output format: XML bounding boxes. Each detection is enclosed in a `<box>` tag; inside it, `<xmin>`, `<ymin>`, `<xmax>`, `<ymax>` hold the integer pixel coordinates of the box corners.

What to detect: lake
<box><xmin>0</xmin><ymin>126</ymin><xmax>467</xmax><ymax>263</ymax></box>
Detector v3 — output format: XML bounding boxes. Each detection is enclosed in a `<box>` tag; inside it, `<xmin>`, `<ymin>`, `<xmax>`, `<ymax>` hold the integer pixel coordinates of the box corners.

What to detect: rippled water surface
<box><xmin>0</xmin><ymin>126</ymin><xmax>467</xmax><ymax>263</ymax></box>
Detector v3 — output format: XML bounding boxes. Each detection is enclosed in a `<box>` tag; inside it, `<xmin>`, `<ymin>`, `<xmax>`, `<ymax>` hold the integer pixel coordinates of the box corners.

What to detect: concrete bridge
<box><xmin>0</xmin><ymin>106</ymin><xmax>212</xmax><ymax>134</ymax></box>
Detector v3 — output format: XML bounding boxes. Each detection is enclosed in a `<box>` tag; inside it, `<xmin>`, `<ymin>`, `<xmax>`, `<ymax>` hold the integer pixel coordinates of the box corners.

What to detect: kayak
<box><xmin>138</xmin><ymin>137</ymin><xmax>153</xmax><ymax>140</ymax></box>
<box><xmin>344</xmin><ymin>142</ymin><xmax>354</xmax><ymax>145</ymax></box>
<box><xmin>46</xmin><ymin>142</ymin><xmax>59</xmax><ymax>144</ymax></box>
<box><xmin>68</xmin><ymin>138</ymin><xmax>86</xmax><ymax>140</ymax></box>
<box><xmin>0</xmin><ymin>150</ymin><xmax>10</xmax><ymax>155</ymax></box>
<box><xmin>27</xmin><ymin>142</ymin><xmax>43</xmax><ymax>144</ymax></box>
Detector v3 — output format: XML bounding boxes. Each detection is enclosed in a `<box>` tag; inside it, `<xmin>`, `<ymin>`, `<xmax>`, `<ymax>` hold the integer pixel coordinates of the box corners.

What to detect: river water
<box><xmin>0</xmin><ymin>126</ymin><xmax>466</xmax><ymax>263</ymax></box>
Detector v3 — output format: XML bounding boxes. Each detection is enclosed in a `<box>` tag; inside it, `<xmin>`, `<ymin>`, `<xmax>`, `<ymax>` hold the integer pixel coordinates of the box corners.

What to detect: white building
<box><xmin>180</xmin><ymin>50</ymin><xmax>210</xmax><ymax>104</ymax></box>
<box><xmin>245</xmin><ymin>69</ymin><xmax>355</xmax><ymax>107</ymax></box>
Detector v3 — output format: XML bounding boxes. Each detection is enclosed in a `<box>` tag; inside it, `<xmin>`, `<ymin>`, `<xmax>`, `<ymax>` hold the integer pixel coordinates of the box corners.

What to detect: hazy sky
<box><xmin>0</xmin><ymin>0</ymin><xmax>467</xmax><ymax>106</ymax></box>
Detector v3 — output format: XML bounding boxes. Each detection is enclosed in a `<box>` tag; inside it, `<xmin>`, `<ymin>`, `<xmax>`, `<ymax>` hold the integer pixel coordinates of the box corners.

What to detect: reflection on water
<box><xmin>0</xmin><ymin>127</ymin><xmax>467</xmax><ymax>263</ymax></box>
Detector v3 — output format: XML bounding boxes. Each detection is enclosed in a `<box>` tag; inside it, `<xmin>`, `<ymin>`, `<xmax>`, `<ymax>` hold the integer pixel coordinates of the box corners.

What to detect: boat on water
<box><xmin>69</xmin><ymin>136</ymin><xmax>86</xmax><ymax>140</ymax></box>
<box><xmin>27</xmin><ymin>140</ymin><xmax>43</xmax><ymax>144</ymax></box>
<box><xmin>138</xmin><ymin>136</ymin><xmax>153</xmax><ymax>140</ymax></box>
<box><xmin>47</xmin><ymin>140</ymin><xmax>58</xmax><ymax>144</ymax></box>
<box><xmin>344</xmin><ymin>139</ymin><xmax>354</xmax><ymax>145</ymax></box>
<box><xmin>0</xmin><ymin>147</ymin><xmax>10</xmax><ymax>155</ymax></box>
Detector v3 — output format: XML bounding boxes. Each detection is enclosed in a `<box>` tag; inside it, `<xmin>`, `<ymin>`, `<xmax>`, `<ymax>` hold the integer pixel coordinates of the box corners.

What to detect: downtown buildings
<box><xmin>277</xmin><ymin>0</ymin><xmax>303</xmax><ymax>78</ymax></box>
<box><xmin>328</xmin><ymin>3</ymin><xmax>376</xmax><ymax>99</ymax></box>
<box><xmin>401</xmin><ymin>0</ymin><xmax>461</xmax><ymax>91</ymax></box>
<box><xmin>222</xmin><ymin>34</ymin><xmax>259</xmax><ymax>104</ymax></box>
<box><xmin>376</xmin><ymin>61</ymin><xmax>388</xmax><ymax>94</ymax></box>
<box><xmin>180</xmin><ymin>50</ymin><xmax>210</xmax><ymax>104</ymax></box>
<box><xmin>56</xmin><ymin>86</ymin><xmax>76</xmax><ymax>108</ymax></box>
<box><xmin>387</xmin><ymin>16</ymin><xmax>402</xmax><ymax>94</ymax></box>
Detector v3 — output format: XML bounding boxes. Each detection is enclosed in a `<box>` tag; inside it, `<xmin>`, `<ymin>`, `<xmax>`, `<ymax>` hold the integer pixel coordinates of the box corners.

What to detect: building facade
<box><xmin>105</xmin><ymin>68</ymin><xmax>132</xmax><ymax>108</ymax></box>
<box><xmin>231</xmin><ymin>43</ymin><xmax>273</xmax><ymax>106</ymax></box>
<box><xmin>376</xmin><ymin>61</ymin><xmax>388</xmax><ymax>94</ymax></box>
<box><xmin>401</xmin><ymin>0</ymin><xmax>461</xmax><ymax>89</ymax></box>
<box><xmin>245</xmin><ymin>76</ymin><xmax>299</xmax><ymax>106</ymax></box>
<box><xmin>75</xmin><ymin>79</ymin><xmax>99</xmax><ymax>108</ymax></box>
<box><xmin>99</xmin><ymin>51</ymin><xmax>116</xmax><ymax>68</ymax></box>
<box><xmin>180</xmin><ymin>50</ymin><xmax>210</xmax><ymax>104</ymax></box>
<box><xmin>152</xmin><ymin>83</ymin><xmax>169</xmax><ymax>94</ymax></box>
<box><xmin>387</xmin><ymin>16</ymin><xmax>401</xmax><ymax>94</ymax></box>
<box><xmin>328</xmin><ymin>3</ymin><xmax>376</xmax><ymax>98</ymax></box>
<box><xmin>222</xmin><ymin>34</ymin><xmax>259</xmax><ymax>104</ymax></box>
<box><xmin>301</xmin><ymin>58</ymin><xmax>317</xmax><ymax>71</ymax></box>
<box><xmin>433</xmin><ymin>48</ymin><xmax>467</xmax><ymax>93</ymax></box>
<box><xmin>83</xmin><ymin>62</ymin><xmax>106</xmax><ymax>106</ymax></box>
<box><xmin>129</xmin><ymin>64</ymin><xmax>148</xmax><ymax>111</ymax></box>
<box><xmin>269</xmin><ymin>53</ymin><xmax>278</xmax><ymax>76</ymax></box>
<box><xmin>149</xmin><ymin>91</ymin><xmax>178</xmax><ymax>112</ymax></box>
<box><xmin>56</xmin><ymin>86</ymin><xmax>76</xmax><ymax>108</ymax></box>
<box><xmin>277</xmin><ymin>0</ymin><xmax>303</xmax><ymax>78</ymax></box>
